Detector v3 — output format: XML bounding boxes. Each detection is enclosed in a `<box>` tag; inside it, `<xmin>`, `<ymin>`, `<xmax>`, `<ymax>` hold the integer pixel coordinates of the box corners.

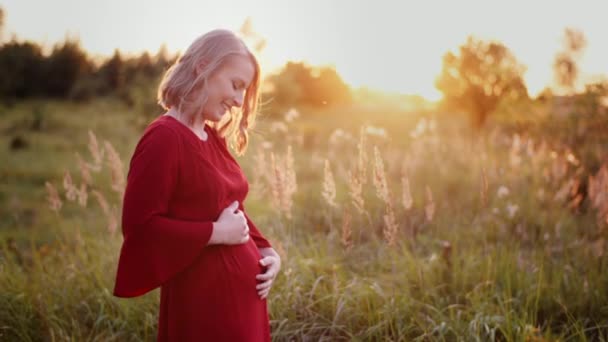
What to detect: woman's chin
<box><xmin>204</xmin><ymin>111</ymin><xmax>225</xmax><ymax>122</ymax></box>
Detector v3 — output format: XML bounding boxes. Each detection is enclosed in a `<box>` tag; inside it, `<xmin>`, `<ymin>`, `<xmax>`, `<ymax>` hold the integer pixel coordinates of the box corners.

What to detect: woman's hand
<box><xmin>256</xmin><ymin>248</ymin><xmax>281</xmax><ymax>299</ymax></box>
<box><xmin>208</xmin><ymin>201</ymin><xmax>249</xmax><ymax>245</ymax></box>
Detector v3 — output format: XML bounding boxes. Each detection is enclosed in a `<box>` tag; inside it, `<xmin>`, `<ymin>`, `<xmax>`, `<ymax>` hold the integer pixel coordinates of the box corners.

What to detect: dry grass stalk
<box><xmin>480</xmin><ymin>166</ymin><xmax>488</xmax><ymax>208</ymax></box>
<box><xmin>269</xmin><ymin>146</ymin><xmax>297</xmax><ymax>219</ymax></box>
<box><xmin>357</xmin><ymin>126</ymin><xmax>368</xmax><ymax>183</ymax></box>
<box><xmin>252</xmin><ymin>146</ymin><xmax>268</xmax><ymax>191</ymax></box>
<box><xmin>108</xmin><ymin>205</ymin><xmax>119</xmax><ymax>235</ymax></box>
<box><xmin>63</xmin><ymin>171</ymin><xmax>78</xmax><ymax>201</ymax></box>
<box><xmin>509</xmin><ymin>134</ymin><xmax>522</xmax><ymax>168</ymax></box>
<box><xmin>322</xmin><ymin>159</ymin><xmax>337</xmax><ymax>208</ymax></box>
<box><xmin>87</xmin><ymin>130</ymin><xmax>104</xmax><ymax>172</ymax></box>
<box><xmin>347</xmin><ymin>128</ymin><xmax>369</xmax><ymax>215</ymax></box>
<box><xmin>401</xmin><ymin>174</ymin><xmax>413</xmax><ymax>210</ymax></box>
<box><xmin>77</xmin><ymin>183</ymin><xmax>88</xmax><ymax>207</ymax></box>
<box><xmin>588</xmin><ymin>164</ymin><xmax>608</xmax><ymax>229</ymax></box>
<box><xmin>372</xmin><ymin>147</ymin><xmax>398</xmax><ymax>245</ymax></box>
<box><xmin>348</xmin><ymin>170</ymin><xmax>365</xmax><ymax>215</ymax></box>
<box><xmin>372</xmin><ymin>147</ymin><xmax>390</xmax><ymax>204</ymax></box>
<box><xmin>104</xmin><ymin>141</ymin><xmax>125</xmax><ymax>195</ymax></box>
<box><xmin>383</xmin><ymin>205</ymin><xmax>398</xmax><ymax>246</ymax></box>
<box><xmin>76</xmin><ymin>153</ymin><xmax>92</xmax><ymax>185</ymax></box>
<box><xmin>285</xmin><ymin>146</ymin><xmax>297</xmax><ymax>197</ymax></box>
<box><xmin>269</xmin><ymin>153</ymin><xmax>284</xmax><ymax>214</ymax></box>
<box><xmin>45</xmin><ymin>182</ymin><xmax>62</xmax><ymax>213</ymax></box>
<box><xmin>441</xmin><ymin>240</ymin><xmax>452</xmax><ymax>267</ymax></box>
<box><xmin>554</xmin><ymin>178</ymin><xmax>575</xmax><ymax>203</ymax></box>
<box><xmin>551</xmin><ymin>154</ymin><xmax>568</xmax><ymax>184</ymax></box>
<box><xmin>341</xmin><ymin>208</ymin><xmax>353</xmax><ymax>251</ymax></box>
<box><xmin>92</xmin><ymin>190</ymin><xmax>110</xmax><ymax>215</ymax></box>
<box><xmin>92</xmin><ymin>190</ymin><xmax>117</xmax><ymax>235</ymax></box>
<box><xmin>425</xmin><ymin>185</ymin><xmax>435</xmax><ymax>222</ymax></box>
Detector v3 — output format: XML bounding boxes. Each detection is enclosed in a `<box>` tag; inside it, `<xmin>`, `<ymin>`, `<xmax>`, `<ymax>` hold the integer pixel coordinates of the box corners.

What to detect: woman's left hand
<box><xmin>256</xmin><ymin>248</ymin><xmax>281</xmax><ymax>299</ymax></box>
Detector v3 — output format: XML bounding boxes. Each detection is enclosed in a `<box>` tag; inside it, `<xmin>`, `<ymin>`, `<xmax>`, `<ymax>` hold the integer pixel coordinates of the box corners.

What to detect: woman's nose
<box><xmin>232</xmin><ymin>92</ymin><xmax>245</xmax><ymax>108</ymax></box>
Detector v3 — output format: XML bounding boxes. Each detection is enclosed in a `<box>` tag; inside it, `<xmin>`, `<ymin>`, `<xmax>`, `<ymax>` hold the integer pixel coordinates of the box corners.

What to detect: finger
<box><xmin>258</xmin><ymin>286</ymin><xmax>270</xmax><ymax>296</ymax></box>
<box><xmin>259</xmin><ymin>288</ymin><xmax>270</xmax><ymax>298</ymax></box>
<box><xmin>259</xmin><ymin>256</ymin><xmax>274</xmax><ymax>267</ymax></box>
<box><xmin>256</xmin><ymin>280</ymin><xmax>272</xmax><ymax>290</ymax></box>
<box><xmin>256</xmin><ymin>272</ymin><xmax>273</xmax><ymax>281</ymax></box>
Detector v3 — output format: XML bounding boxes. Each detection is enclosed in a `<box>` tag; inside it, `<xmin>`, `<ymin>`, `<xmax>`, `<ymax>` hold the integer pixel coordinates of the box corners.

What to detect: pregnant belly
<box><xmin>162</xmin><ymin>239</ymin><xmax>269</xmax><ymax>339</ymax></box>
<box><xmin>172</xmin><ymin>239</ymin><xmax>265</xmax><ymax>298</ymax></box>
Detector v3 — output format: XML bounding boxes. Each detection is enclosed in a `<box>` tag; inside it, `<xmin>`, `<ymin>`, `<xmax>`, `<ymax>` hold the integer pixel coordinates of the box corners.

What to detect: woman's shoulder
<box><xmin>135</xmin><ymin>115</ymin><xmax>182</xmax><ymax>152</ymax></box>
<box><xmin>144</xmin><ymin>115</ymin><xmax>181</xmax><ymax>137</ymax></box>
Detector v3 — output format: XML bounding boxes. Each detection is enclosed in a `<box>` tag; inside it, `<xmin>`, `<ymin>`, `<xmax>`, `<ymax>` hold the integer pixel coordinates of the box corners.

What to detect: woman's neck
<box><xmin>167</xmin><ymin>108</ymin><xmax>208</xmax><ymax>140</ymax></box>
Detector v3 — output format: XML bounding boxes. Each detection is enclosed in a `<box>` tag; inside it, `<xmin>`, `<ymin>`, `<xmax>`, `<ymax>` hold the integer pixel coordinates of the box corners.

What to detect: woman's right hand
<box><xmin>208</xmin><ymin>201</ymin><xmax>249</xmax><ymax>245</ymax></box>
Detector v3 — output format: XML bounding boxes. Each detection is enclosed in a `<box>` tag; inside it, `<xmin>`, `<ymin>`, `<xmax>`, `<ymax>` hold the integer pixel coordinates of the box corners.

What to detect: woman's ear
<box><xmin>194</xmin><ymin>58</ymin><xmax>210</xmax><ymax>76</ymax></box>
<box><xmin>194</xmin><ymin>63</ymin><xmax>203</xmax><ymax>76</ymax></box>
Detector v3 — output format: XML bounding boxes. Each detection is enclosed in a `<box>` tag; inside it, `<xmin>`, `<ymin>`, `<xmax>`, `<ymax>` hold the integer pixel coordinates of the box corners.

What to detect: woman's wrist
<box><xmin>208</xmin><ymin>221</ymin><xmax>223</xmax><ymax>245</ymax></box>
<box><xmin>259</xmin><ymin>247</ymin><xmax>279</xmax><ymax>259</ymax></box>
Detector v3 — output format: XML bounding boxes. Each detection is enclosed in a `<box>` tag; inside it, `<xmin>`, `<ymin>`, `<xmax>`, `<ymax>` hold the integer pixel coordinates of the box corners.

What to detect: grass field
<box><xmin>1</xmin><ymin>98</ymin><xmax>607</xmax><ymax>341</ymax></box>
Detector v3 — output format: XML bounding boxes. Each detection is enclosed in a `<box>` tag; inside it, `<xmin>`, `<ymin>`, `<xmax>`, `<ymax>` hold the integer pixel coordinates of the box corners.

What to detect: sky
<box><xmin>3</xmin><ymin>0</ymin><xmax>607</xmax><ymax>100</ymax></box>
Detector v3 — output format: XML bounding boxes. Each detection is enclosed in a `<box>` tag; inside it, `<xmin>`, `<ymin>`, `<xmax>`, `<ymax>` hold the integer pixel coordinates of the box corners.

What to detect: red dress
<box><xmin>113</xmin><ymin>115</ymin><xmax>272</xmax><ymax>341</ymax></box>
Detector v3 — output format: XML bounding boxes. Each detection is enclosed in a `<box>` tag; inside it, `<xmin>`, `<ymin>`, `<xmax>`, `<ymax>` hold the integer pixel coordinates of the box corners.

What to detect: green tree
<box><xmin>0</xmin><ymin>7</ymin><xmax>5</xmax><ymax>42</ymax></box>
<box><xmin>99</xmin><ymin>49</ymin><xmax>125</xmax><ymax>92</ymax></box>
<box><xmin>44</xmin><ymin>38</ymin><xmax>92</xmax><ymax>97</ymax></box>
<box><xmin>435</xmin><ymin>36</ymin><xmax>528</xmax><ymax>129</ymax></box>
<box><xmin>0</xmin><ymin>40</ymin><xmax>46</xmax><ymax>99</ymax></box>
<box><xmin>267</xmin><ymin>61</ymin><xmax>351</xmax><ymax>109</ymax></box>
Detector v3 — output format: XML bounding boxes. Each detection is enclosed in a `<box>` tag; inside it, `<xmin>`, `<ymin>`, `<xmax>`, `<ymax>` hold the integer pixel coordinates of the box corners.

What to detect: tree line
<box><xmin>1</xmin><ymin>6</ymin><xmax>605</xmax><ymax>128</ymax></box>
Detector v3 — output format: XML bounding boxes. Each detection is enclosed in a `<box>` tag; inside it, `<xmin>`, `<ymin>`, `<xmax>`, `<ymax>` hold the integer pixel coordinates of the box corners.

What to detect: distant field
<box><xmin>1</xmin><ymin>98</ymin><xmax>607</xmax><ymax>341</ymax></box>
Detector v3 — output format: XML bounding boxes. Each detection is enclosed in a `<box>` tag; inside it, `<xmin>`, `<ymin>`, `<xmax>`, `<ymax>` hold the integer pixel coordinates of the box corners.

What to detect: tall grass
<box><xmin>1</xmin><ymin>99</ymin><xmax>607</xmax><ymax>341</ymax></box>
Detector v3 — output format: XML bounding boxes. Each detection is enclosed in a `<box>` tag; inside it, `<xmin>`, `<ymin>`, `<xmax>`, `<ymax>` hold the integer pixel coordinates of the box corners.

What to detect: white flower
<box><xmin>365</xmin><ymin>126</ymin><xmax>387</xmax><ymax>138</ymax></box>
<box><xmin>284</xmin><ymin>108</ymin><xmax>299</xmax><ymax>122</ymax></box>
<box><xmin>497</xmin><ymin>186</ymin><xmax>510</xmax><ymax>198</ymax></box>
<box><xmin>506</xmin><ymin>203</ymin><xmax>519</xmax><ymax>218</ymax></box>
<box><xmin>410</xmin><ymin>118</ymin><xmax>428</xmax><ymax>138</ymax></box>
<box><xmin>270</xmin><ymin>121</ymin><xmax>288</xmax><ymax>133</ymax></box>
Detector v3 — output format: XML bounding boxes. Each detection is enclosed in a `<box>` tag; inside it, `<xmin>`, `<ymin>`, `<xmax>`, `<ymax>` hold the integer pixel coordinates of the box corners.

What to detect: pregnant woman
<box><xmin>113</xmin><ymin>29</ymin><xmax>281</xmax><ymax>341</ymax></box>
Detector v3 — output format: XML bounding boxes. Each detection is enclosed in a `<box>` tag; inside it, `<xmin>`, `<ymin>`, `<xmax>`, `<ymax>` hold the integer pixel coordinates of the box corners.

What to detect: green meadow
<box><xmin>1</xmin><ymin>96</ymin><xmax>607</xmax><ymax>341</ymax></box>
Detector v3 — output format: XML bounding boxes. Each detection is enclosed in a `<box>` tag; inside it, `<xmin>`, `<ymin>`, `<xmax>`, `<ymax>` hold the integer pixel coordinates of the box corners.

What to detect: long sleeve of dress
<box><xmin>113</xmin><ymin>125</ymin><xmax>214</xmax><ymax>298</ymax></box>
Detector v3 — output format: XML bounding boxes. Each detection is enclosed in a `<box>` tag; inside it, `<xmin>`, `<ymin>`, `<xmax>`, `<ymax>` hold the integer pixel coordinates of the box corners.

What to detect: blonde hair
<box><xmin>157</xmin><ymin>29</ymin><xmax>261</xmax><ymax>155</ymax></box>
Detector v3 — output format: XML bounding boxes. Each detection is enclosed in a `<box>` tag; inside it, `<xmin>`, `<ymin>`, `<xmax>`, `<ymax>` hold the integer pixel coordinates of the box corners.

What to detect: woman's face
<box><xmin>196</xmin><ymin>55</ymin><xmax>255</xmax><ymax>122</ymax></box>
